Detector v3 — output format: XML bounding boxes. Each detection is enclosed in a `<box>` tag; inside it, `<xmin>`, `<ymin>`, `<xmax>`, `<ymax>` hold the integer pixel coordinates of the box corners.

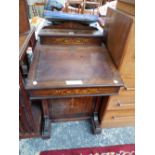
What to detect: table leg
<box><xmin>42</xmin><ymin>99</ymin><xmax>51</xmax><ymax>139</ymax></box>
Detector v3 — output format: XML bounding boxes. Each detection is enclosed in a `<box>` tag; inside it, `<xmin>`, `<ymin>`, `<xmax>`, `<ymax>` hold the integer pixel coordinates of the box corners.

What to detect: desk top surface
<box><xmin>26</xmin><ymin>45</ymin><xmax>123</xmax><ymax>89</ymax></box>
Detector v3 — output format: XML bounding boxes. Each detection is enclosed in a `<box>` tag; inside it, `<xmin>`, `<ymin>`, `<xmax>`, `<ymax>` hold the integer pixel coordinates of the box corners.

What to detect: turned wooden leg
<box><xmin>42</xmin><ymin>99</ymin><xmax>51</xmax><ymax>139</ymax></box>
<box><xmin>91</xmin><ymin>97</ymin><xmax>102</xmax><ymax>134</ymax></box>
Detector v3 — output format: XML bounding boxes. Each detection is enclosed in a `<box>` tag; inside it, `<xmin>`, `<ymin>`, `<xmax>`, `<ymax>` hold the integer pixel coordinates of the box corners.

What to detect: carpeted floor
<box><xmin>19</xmin><ymin>120</ymin><xmax>135</xmax><ymax>155</ymax></box>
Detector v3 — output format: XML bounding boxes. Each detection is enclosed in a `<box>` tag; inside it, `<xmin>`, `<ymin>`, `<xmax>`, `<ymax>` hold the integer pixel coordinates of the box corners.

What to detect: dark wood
<box><xmin>19</xmin><ymin>101</ymin><xmax>31</xmax><ymax>132</ymax></box>
<box><xmin>19</xmin><ymin>27</ymin><xmax>41</xmax><ymax>139</ymax></box>
<box><xmin>19</xmin><ymin>9</ymin><xmax>125</xmax><ymax>139</ymax></box>
<box><xmin>48</xmin><ymin>97</ymin><xmax>94</xmax><ymax>123</ymax></box>
<box><xmin>19</xmin><ymin>0</ymin><xmax>30</xmax><ymax>33</ymax></box>
<box><xmin>91</xmin><ymin>97</ymin><xmax>102</xmax><ymax>134</ymax></box>
<box><xmin>42</xmin><ymin>100</ymin><xmax>51</xmax><ymax>139</ymax></box>
<box><xmin>26</xmin><ymin>45</ymin><xmax>123</xmax><ymax>90</ymax></box>
<box><xmin>19</xmin><ymin>27</ymin><xmax>36</xmax><ymax>61</ymax></box>
<box><xmin>39</xmin><ymin>29</ymin><xmax>103</xmax><ymax>37</ymax></box>
<box><xmin>40</xmin><ymin>36</ymin><xmax>103</xmax><ymax>45</ymax></box>
<box><xmin>28</xmin><ymin>87</ymin><xmax>120</xmax><ymax>99</ymax></box>
<box><xmin>43</xmin><ymin>21</ymin><xmax>97</xmax><ymax>30</ymax></box>
<box><xmin>20</xmin><ymin>71</ymin><xmax>36</xmax><ymax>132</ymax></box>
<box><xmin>19</xmin><ymin>84</ymin><xmax>42</xmax><ymax>138</ymax></box>
<box><xmin>49</xmin><ymin>97</ymin><xmax>94</xmax><ymax>119</ymax></box>
<box><xmin>104</xmin><ymin>8</ymin><xmax>133</xmax><ymax>68</ymax></box>
<box><xmin>24</xmin><ymin>33</ymin><xmax>123</xmax><ymax>138</ymax></box>
<box><xmin>19</xmin><ymin>28</ymin><xmax>37</xmax><ymax>81</ymax></box>
<box><xmin>39</xmin><ymin>29</ymin><xmax>103</xmax><ymax>45</ymax></box>
<box><xmin>19</xmin><ymin>101</ymin><xmax>42</xmax><ymax>139</ymax></box>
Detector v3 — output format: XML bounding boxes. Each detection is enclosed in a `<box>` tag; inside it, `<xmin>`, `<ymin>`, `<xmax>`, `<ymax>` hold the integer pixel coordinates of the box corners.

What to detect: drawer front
<box><xmin>40</xmin><ymin>36</ymin><xmax>102</xmax><ymax>45</ymax></box>
<box><xmin>106</xmin><ymin>90</ymin><xmax>135</xmax><ymax>110</ymax></box>
<box><xmin>101</xmin><ymin>109</ymin><xmax>135</xmax><ymax>128</ymax></box>
<box><xmin>29</xmin><ymin>87</ymin><xmax>120</xmax><ymax>99</ymax></box>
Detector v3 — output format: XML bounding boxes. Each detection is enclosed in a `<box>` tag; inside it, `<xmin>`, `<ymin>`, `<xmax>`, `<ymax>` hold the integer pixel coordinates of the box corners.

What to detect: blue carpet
<box><xmin>19</xmin><ymin>120</ymin><xmax>135</xmax><ymax>155</ymax></box>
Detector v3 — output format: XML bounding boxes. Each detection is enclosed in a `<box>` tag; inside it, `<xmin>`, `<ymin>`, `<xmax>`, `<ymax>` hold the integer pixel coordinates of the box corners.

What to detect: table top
<box><xmin>26</xmin><ymin>45</ymin><xmax>123</xmax><ymax>90</ymax></box>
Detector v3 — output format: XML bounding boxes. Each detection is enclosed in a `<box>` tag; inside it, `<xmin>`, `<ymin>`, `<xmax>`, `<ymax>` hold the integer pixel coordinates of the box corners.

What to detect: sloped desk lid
<box><xmin>26</xmin><ymin>45</ymin><xmax>123</xmax><ymax>90</ymax></box>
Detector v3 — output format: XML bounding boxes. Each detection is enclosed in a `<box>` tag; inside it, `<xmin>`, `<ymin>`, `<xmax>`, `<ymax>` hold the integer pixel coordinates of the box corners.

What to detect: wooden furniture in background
<box><xmin>117</xmin><ymin>0</ymin><xmax>135</xmax><ymax>16</ymax></box>
<box><xmin>19</xmin><ymin>0</ymin><xmax>30</xmax><ymax>33</ymax></box>
<box><xmin>31</xmin><ymin>2</ymin><xmax>45</xmax><ymax>17</ymax></box>
<box><xmin>101</xmin><ymin>7</ymin><xmax>135</xmax><ymax>128</ymax></box>
<box><xmin>82</xmin><ymin>0</ymin><xmax>103</xmax><ymax>15</ymax></box>
<box><xmin>19</xmin><ymin>28</ymin><xmax>42</xmax><ymax>139</ymax></box>
<box><xmin>19</xmin><ymin>0</ymin><xmax>42</xmax><ymax>139</ymax></box>
<box><xmin>65</xmin><ymin>0</ymin><xmax>83</xmax><ymax>13</ymax></box>
<box><xmin>65</xmin><ymin>0</ymin><xmax>106</xmax><ymax>15</ymax></box>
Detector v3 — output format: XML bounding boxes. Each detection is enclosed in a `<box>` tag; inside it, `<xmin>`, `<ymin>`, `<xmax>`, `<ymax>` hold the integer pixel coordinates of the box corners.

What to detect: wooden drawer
<box><xmin>40</xmin><ymin>36</ymin><xmax>102</xmax><ymax>46</ymax></box>
<box><xmin>28</xmin><ymin>87</ymin><xmax>120</xmax><ymax>99</ymax></box>
<box><xmin>101</xmin><ymin>109</ymin><xmax>135</xmax><ymax>128</ymax></box>
<box><xmin>106</xmin><ymin>89</ymin><xmax>135</xmax><ymax>110</ymax></box>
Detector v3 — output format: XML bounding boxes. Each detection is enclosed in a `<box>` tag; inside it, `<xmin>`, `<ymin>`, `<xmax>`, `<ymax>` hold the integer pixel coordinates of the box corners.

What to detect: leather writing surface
<box><xmin>26</xmin><ymin>45</ymin><xmax>123</xmax><ymax>89</ymax></box>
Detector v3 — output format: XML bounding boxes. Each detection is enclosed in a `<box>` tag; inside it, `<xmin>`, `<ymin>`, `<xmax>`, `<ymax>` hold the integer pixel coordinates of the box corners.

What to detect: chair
<box><xmin>82</xmin><ymin>0</ymin><xmax>105</xmax><ymax>15</ymax></box>
<box><xmin>31</xmin><ymin>1</ymin><xmax>46</xmax><ymax>17</ymax></box>
<box><xmin>65</xmin><ymin>0</ymin><xmax>84</xmax><ymax>13</ymax></box>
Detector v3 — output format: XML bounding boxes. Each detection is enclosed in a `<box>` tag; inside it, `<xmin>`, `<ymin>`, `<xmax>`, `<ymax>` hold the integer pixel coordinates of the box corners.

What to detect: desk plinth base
<box><xmin>40</xmin><ymin>96</ymin><xmax>107</xmax><ymax>139</ymax></box>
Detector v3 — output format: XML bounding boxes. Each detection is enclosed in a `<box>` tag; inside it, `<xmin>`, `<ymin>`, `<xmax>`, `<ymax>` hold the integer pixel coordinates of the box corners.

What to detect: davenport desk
<box><xmin>25</xmin><ymin>40</ymin><xmax>123</xmax><ymax>138</ymax></box>
<box><xmin>20</xmin><ymin>11</ymin><xmax>123</xmax><ymax>139</ymax></box>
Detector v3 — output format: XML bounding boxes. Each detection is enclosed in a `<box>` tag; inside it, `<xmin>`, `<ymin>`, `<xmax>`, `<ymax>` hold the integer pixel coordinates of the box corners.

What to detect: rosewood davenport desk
<box><xmin>25</xmin><ymin>14</ymin><xmax>123</xmax><ymax>138</ymax></box>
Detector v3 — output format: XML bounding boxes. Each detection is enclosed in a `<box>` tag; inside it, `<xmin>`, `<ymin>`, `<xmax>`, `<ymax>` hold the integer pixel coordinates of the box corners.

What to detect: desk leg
<box><xmin>42</xmin><ymin>99</ymin><xmax>51</xmax><ymax>139</ymax></box>
<box><xmin>91</xmin><ymin>97</ymin><xmax>102</xmax><ymax>134</ymax></box>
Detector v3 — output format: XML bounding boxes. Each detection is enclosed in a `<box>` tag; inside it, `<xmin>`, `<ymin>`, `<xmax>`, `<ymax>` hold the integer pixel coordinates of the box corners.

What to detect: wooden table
<box><xmin>26</xmin><ymin>44</ymin><xmax>123</xmax><ymax>138</ymax></box>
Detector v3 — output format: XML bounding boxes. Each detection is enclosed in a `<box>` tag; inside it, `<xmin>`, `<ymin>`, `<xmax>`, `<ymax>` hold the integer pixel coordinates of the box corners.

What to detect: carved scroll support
<box><xmin>42</xmin><ymin>100</ymin><xmax>51</xmax><ymax>139</ymax></box>
<box><xmin>91</xmin><ymin>97</ymin><xmax>102</xmax><ymax>134</ymax></box>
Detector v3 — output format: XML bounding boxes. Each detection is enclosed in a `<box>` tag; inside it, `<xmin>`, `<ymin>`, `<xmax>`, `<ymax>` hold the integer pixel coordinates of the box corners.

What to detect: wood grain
<box><xmin>101</xmin><ymin>109</ymin><xmax>135</xmax><ymax>128</ymax></box>
<box><xmin>101</xmin><ymin>8</ymin><xmax>135</xmax><ymax>128</ymax></box>
<box><xmin>49</xmin><ymin>97</ymin><xmax>94</xmax><ymax>118</ymax></box>
<box><xmin>117</xmin><ymin>0</ymin><xmax>135</xmax><ymax>15</ymax></box>
<box><xmin>19</xmin><ymin>0</ymin><xmax>30</xmax><ymax>33</ymax></box>
<box><xmin>28</xmin><ymin>87</ymin><xmax>120</xmax><ymax>99</ymax></box>
<box><xmin>105</xmin><ymin>8</ymin><xmax>133</xmax><ymax>68</ymax></box>
<box><xmin>26</xmin><ymin>45</ymin><xmax>123</xmax><ymax>90</ymax></box>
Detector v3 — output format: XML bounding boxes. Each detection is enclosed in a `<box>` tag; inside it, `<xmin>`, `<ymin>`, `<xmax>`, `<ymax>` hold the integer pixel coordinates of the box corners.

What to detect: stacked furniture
<box><xmin>101</xmin><ymin>3</ymin><xmax>135</xmax><ymax>127</ymax></box>
<box><xmin>19</xmin><ymin>0</ymin><xmax>42</xmax><ymax>138</ymax></box>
